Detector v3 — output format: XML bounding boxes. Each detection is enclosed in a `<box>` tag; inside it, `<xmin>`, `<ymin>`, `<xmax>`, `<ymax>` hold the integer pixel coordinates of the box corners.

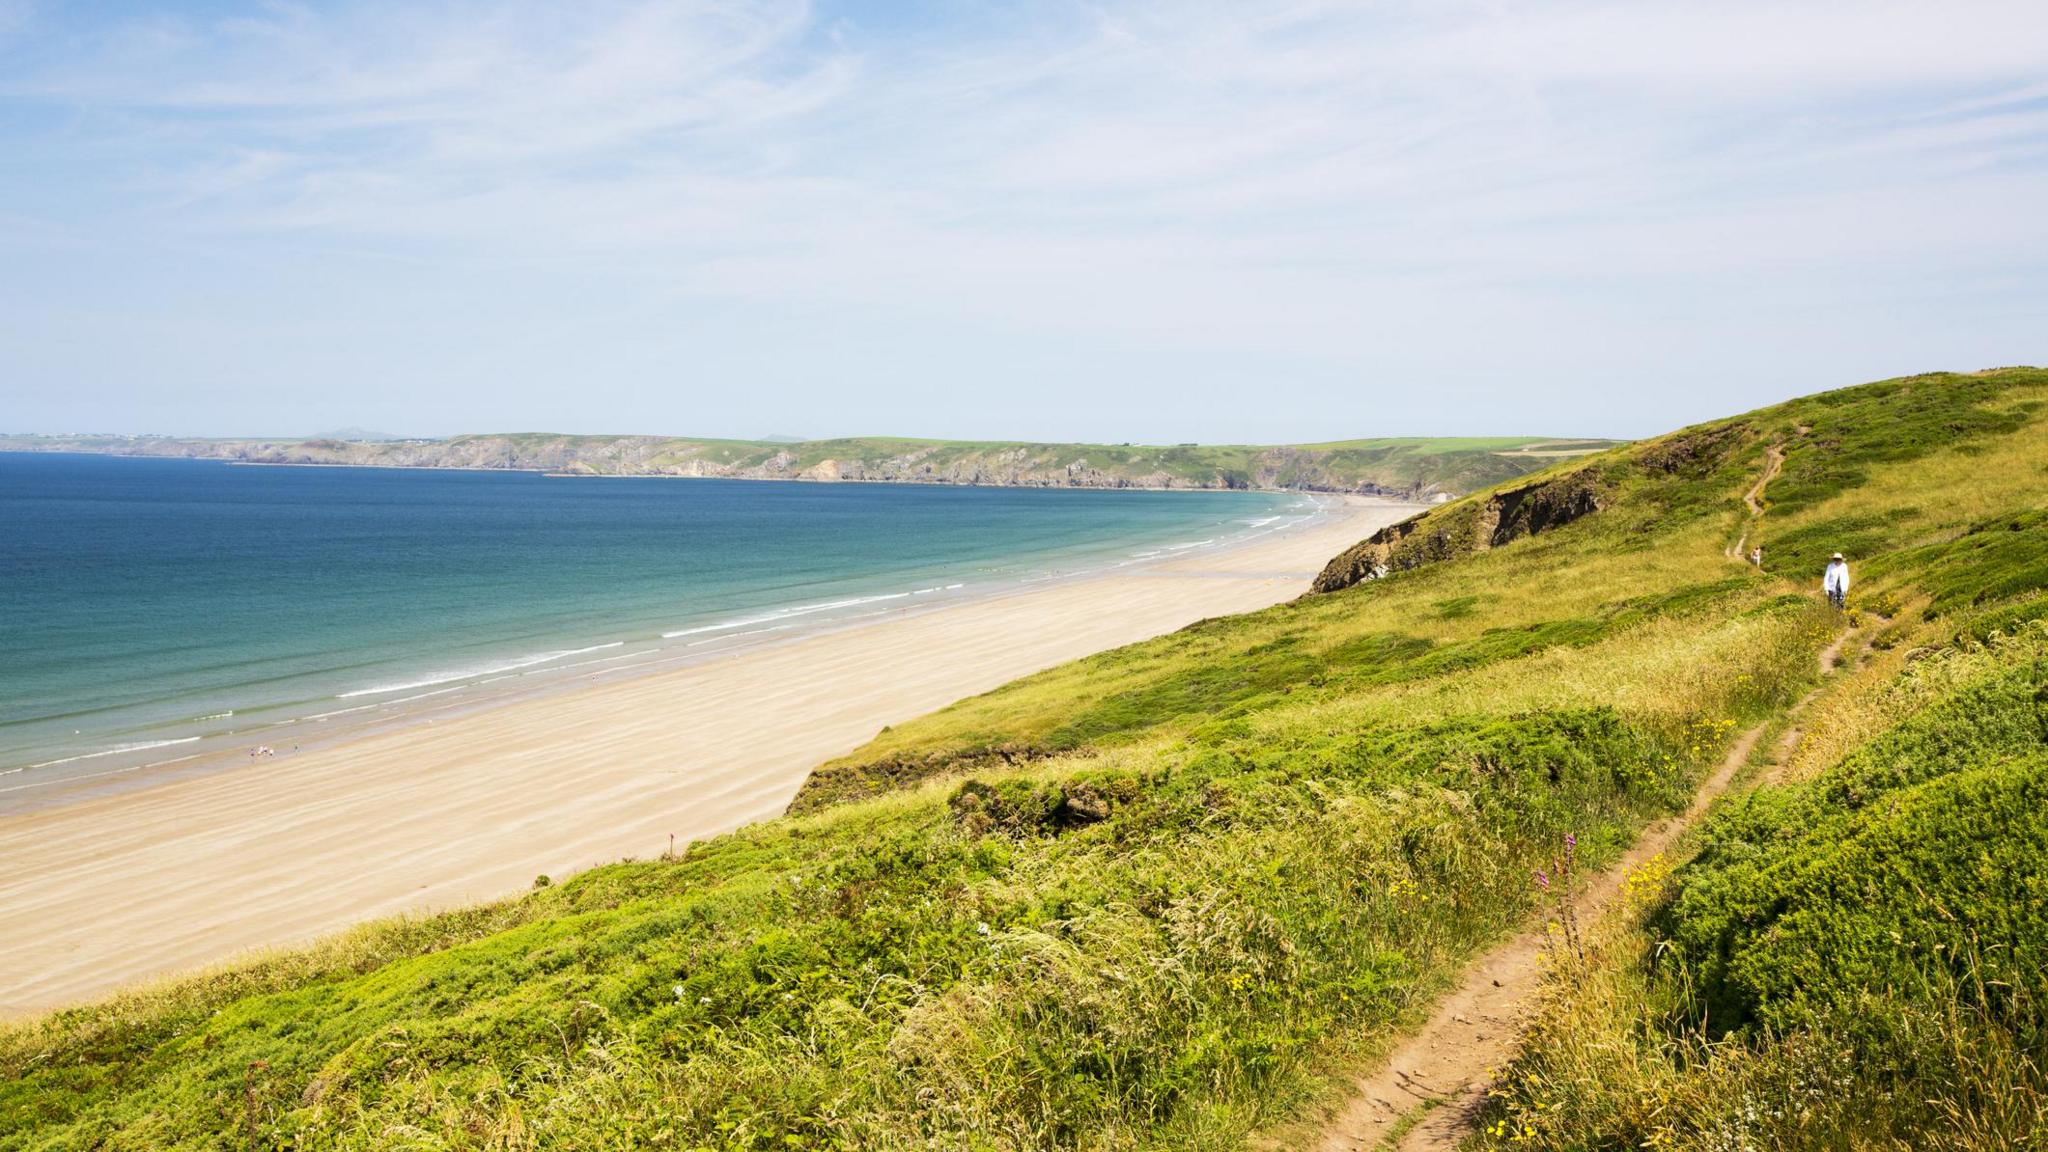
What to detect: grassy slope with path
<box><xmin>1</xmin><ymin>369</ymin><xmax>2042</xmax><ymax>1150</ymax></box>
<box><xmin>1447</xmin><ymin>373</ymin><xmax>2048</xmax><ymax>1151</ymax></box>
<box><xmin>1306</xmin><ymin>627</ymin><xmax>1860</xmax><ymax>1152</ymax></box>
<box><xmin>1476</xmin><ymin>614</ymin><xmax>2048</xmax><ymax>1150</ymax></box>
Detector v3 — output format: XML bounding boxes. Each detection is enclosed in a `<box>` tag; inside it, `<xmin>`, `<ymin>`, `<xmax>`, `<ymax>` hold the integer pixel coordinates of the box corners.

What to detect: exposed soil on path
<box><xmin>1311</xmin><ymin>626</ymin><xmax>1852</xmax><ymax>1151</ymax></box>
<box><xmin>1729</xmin><ymin>443</ymin><xmax>1785</xmax><ymax>559</ymax></box>
<box><xmin>1745</xmin><ymin>444</ymin><xmax>1785</xmax><ymax>516</ymax></box>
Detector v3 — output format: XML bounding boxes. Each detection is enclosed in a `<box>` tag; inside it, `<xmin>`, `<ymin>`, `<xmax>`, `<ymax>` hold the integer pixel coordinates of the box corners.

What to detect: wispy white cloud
<box><xmin>2</xmin><ymin>0</ymin><xmax>2045</xmax><ymax>438</ymax></box>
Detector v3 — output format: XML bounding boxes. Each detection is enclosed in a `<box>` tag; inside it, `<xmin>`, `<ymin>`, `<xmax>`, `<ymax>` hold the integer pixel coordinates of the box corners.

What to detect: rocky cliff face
<box><xmin>1311</xmin><ymin>469</ymin><xmax>1608</xmax><ymax>593</ymax></box>
<box><xmin>781</xmin><ymin>447</ymin><xmax>1197</xmax><ymax>489</ymax></box>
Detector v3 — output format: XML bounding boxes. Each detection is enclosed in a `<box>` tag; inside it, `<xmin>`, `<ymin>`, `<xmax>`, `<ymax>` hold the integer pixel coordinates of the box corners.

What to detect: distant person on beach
<box><xmin>1824</xmin><ymin>552</ymin><xmax>1850</xmax><ymax>609</ymax></box>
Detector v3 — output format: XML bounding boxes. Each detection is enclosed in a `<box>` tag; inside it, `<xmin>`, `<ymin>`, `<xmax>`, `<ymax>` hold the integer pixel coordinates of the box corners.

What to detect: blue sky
<box><xmin>1</xmin><ymin>1</ymin><xmax>2044</xmax><ymax>442</ymax></box>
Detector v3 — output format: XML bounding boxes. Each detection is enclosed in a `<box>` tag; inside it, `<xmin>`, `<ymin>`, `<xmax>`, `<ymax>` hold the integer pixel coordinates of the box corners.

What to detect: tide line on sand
<box><xmin>336</xmin><ymin>643</ymin><xmax>627</xmax><ymax>699</ymax></box>
<box><xmin>659</xmin><ymin>587</ymin><xmax>954</xmax><ymax>640</ymax></box>
<box><xmin>26</xmin><ymin>737</ymin><xmax>201</xmax><ymax>771</ymax></box>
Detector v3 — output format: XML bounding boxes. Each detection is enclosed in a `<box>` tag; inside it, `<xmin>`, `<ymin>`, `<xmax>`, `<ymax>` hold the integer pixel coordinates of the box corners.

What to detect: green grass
<box><xmin>1465</xmin><ymin>370</ymin><xmax>2048</xmax><ymax>1150</ymax></box>
<box><xmin>1479</xmin><ymin>622</ymin><xmax>2048</xmax><ymax>1151</ymax></box>
<box><xmin>2</xmin><ymin>368</ymin><xmax>2044</xmax><ymax>1150</ymax></box>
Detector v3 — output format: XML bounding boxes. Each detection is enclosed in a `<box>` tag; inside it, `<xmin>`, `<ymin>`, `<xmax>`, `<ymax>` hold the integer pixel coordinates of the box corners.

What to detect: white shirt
<box><xmin>1824</xmin><ymin>562</ymin><xmax>1850</xmax><ymax>594</ymax></box>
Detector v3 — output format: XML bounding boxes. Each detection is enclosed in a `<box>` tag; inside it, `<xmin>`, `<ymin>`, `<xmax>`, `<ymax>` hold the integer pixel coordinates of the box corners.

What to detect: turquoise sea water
<box><xmin>0</xmin><ymin>453</ymin><xmax>1313</xmax><ymax>799</ymax></box>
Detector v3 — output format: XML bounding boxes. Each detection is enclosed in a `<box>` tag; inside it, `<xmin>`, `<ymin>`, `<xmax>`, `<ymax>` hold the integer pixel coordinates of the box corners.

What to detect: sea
<box><xmin>0</xmin><ymin>452</ymin><xmax>1324</xmax><ymax>805</ymax></box>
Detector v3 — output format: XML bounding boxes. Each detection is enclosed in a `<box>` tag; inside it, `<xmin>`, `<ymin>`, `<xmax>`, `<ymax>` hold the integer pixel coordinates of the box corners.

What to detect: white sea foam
<box><xmin>1128</xmin><ymin>539</ymin><xmax>1217</xmax><ymax>560</ymax></box>
<box><xmin>535</xmin><ymin>649</ymin><xmax>645</xmax><ymax>674</ymax></box>
<box><xmin>380</xmin><ymin>685</ymin><xmax>469</xmax><ymax>707</ymax></box>
<box><xmin>301</xmin><ymin>702</ymin><xmax>378</xmax><ymax>722</ymax></box>
<box><xmin>337</xmin><ymin>642</ymin><xmax>625</xmax><ymax>698</ymax></box>
<box><xmin>1</xmin><ymin>753</ymin><xmax>202</xmax><ymax>795</ymax></box>
<box><xmin>675</xmin><ymin>587</ymin><xmax>956</xmax><ymax>651</ymax></box>
<box><xmin>27</xmin><ymin>737</ymin><xmax>201</xmax><ymax>770</ymax></box>
<box><xmin>191</xmin><ymin>711</ymin><xmax>235</xmax><ymax>722</ymax></box>
<box><xmin>685</xmin><ymin>624</ymin><xmax>795</xmax><ymax>647</ymax></box>
<box><xmin>660</xmin><ymin>590</ymin><xmax>928</xmax><ymax>639</ymax></box>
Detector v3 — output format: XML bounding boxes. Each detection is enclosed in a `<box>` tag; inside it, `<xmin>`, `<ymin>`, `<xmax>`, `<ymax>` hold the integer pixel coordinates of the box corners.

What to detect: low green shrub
<box><xmin>1674</xmin><ymin>753</ymin><xmax>2048</xmax><ymax>1035</ymax></box>
<box><xmin>1867</xmin><ymin>508</ymin><xmax>2048</xmax><ymax>615</ymax></box>
<box><xmin>1666</xmin><ymin>632</ymin><xmax>2048</xmax><ymax>1033</ymax></box>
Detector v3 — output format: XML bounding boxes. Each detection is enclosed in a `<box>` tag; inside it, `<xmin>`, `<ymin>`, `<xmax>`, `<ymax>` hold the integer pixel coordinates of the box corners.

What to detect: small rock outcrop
<box><xmin>786</xmin><ymin>744</ymin><xmax>1056</xmax><ymax>814</ymax></box>
<box><xmin>1311</xmin><ymin>468</ymin><xmax>1608</xmax><ymax>593</ymax></box>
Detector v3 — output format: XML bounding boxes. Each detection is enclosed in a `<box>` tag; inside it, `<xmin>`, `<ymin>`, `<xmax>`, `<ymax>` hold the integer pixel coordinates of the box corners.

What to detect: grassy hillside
<box><xmin>0</xmin><ymin>432</ymin><xmax>1613</xmax><ymax>497</ymax></box>
<box><xmin>2</xmin><ymin>369</ymin><xmax>2042</xmax><ymax>1150</ymax></box>
<box><xmin>1469</xmin><ymin>387</ymin><xmax>2048</xmax><ymax>1146</ymax></box>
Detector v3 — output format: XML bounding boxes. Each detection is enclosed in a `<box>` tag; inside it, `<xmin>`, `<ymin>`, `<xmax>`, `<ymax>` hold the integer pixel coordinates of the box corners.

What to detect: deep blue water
<box><xmin>0</xmin><ymin>454</ymin><xmax>1304</xmax><ymax>787</ymax></box>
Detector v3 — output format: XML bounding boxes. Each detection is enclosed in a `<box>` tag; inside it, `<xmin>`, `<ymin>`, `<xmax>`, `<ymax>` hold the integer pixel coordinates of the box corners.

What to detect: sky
<box><xmin>0</xmin><ymin>1</ymin><xmax>2044</xmax><ymax>443</ymax></box>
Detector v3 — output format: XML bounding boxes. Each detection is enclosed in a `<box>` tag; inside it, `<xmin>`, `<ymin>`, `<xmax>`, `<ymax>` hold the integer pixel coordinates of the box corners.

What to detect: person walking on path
<box><xmin>1824</xmin><ymin>552</ymin><xmax>1851</xmax><ymax>610</ymax></box>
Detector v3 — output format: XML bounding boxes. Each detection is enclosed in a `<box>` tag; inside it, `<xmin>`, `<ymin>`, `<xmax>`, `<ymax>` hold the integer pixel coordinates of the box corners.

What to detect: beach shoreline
<box><xmin>0</xmin><ymin>495</ymin><xmax>1414</xmax><ymax>1017</ymax></box>
<box><xmin>0</xmin><ymin>486</ymin><xmax>1329</xmax><ymax>816</ymax></box>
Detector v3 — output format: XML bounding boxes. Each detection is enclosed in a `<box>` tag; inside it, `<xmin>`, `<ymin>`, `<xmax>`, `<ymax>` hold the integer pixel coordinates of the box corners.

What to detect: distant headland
<box><xmin>0</xmin><ymin>431</ymin><xmax>1619</xmax><ymax>500</ymax></box>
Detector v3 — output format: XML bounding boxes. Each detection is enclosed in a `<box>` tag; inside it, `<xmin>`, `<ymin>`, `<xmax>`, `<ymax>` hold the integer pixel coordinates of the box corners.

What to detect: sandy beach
<box><xmin>0</xmin><ymin>496</ymin><xmax>1411</xmax><ymax>1016</ymax></box>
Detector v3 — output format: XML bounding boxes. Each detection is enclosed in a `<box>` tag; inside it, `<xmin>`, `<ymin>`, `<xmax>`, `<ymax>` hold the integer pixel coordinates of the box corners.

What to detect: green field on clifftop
<box><xmin>0</xmin><ymin>432</ymin><xmax>1613</xmax><ymax>497</ymax></box>
<box><xmin>3</xmin><ymin>369</ymin><xmax>2044</xmax><ymax>1150</ymax></box>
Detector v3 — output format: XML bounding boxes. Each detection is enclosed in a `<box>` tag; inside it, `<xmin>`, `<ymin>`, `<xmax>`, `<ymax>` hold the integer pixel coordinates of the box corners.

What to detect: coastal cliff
<box><xmin>1310</xmin><ymin>468</ymin><xmax>1609</xmax><ymax>591</ymax></box>
<box><xmin>1307</xmin><ymin>422</ymin><xmax>1751</xmax><ymax>592</ymax></box>
<box><xmin>0</xmin><ymin>432</ymin><xmax>1618</xmax><ymax>499</ymax></box>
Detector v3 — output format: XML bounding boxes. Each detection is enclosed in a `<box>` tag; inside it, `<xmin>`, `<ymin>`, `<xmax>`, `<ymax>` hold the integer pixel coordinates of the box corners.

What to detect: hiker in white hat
<box><xmin>1823</xmin><ymin>552</ymin><xmax>1851</xmax><ymax>610</ymax></box>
